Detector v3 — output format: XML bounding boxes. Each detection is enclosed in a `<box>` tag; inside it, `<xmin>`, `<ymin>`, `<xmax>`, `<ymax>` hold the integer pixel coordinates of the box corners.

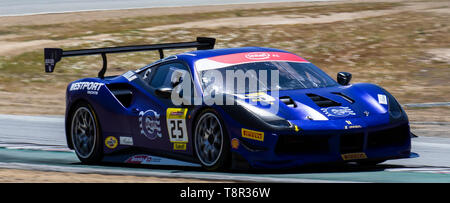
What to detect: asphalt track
<box><xmin>0</xmin><ymin>114</ymin><xmax>449</xmax><ymax>182</ymax></box>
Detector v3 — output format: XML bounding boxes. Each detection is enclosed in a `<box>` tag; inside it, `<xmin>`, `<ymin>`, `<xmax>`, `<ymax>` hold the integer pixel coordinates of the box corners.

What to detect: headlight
<box><xmin>381</xmin><ymin>89</ymin><xmax>408</xmax><ymax>122</ymax></box>
<box><xmin>220</xmin><ymin>99</ymin><xmax>292</xmax><ymax>130</ymax></box>
<box><xmin>237</xmin><ymin>100</ymin><xmax>292</xmax><ymax>128</ymax></box>
<box><xmin>265</xmin><ymin>119</ymin><xmax>292</xmax><ymax>127</ymax></box>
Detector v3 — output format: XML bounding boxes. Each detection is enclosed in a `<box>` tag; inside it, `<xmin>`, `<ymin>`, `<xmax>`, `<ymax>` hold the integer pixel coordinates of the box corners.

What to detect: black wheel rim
<box><xmin>71</xmin><ymin>107</ymin><xmax>97</xmax><ymax>159</ymax></box>
<box><xmin>194</xmin><ymin>113</ymin><xmax>224</xmax><ymax>167</ymax></box>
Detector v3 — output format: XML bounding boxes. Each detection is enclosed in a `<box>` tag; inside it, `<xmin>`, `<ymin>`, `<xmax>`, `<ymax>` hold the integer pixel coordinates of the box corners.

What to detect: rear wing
<box><xmin>44</xmin><ymin>37</ymin><xmax>215</xmax><ymax>78</ymax></box>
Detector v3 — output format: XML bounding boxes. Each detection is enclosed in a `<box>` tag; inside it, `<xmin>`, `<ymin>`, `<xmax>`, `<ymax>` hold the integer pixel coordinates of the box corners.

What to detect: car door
<box><xmin>129</xmin><ymin>61</ymin><xmax>193</xmax><ymax>154</ymax></box>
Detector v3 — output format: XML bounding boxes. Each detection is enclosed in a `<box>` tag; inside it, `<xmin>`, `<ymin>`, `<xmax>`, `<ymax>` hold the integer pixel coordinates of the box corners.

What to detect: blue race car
<box><xmin>44</xmin><ymin>37</ymin><xmax>416</xmax><ymax>170</ymax></box>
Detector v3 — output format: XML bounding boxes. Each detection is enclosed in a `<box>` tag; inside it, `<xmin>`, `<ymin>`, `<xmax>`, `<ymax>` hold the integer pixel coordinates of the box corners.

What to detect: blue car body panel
<box><xmin>64</xmin><ymin>47</ymin><xmax>414</xmax><ymax>169</ymax></box>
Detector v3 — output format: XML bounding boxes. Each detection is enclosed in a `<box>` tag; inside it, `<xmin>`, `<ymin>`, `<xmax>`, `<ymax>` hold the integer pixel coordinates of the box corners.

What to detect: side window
<box><xmin>149</xmin><ymin>63</ymin><xmax>189</xmax><ymax>89</ymax></box>
<box><xmin>140</xmin><ymin>67</ymin><xmax>154</xmax><ymax>84</ymax></box>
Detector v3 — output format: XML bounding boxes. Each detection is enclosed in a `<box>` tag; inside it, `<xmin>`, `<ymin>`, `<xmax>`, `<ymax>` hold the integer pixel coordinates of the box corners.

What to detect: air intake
<box><xmin>280</xmin><ymin>96</ymin><xmax>297</xmax><ymax>108</ymax></box>
<box><xmin>107</xmin><ymin>84</ymin><xmax>133</xmax><ymax>107</ymax></box>
<box><xmin>306</xmin><ymin>93</ymin><xmax>341</xmax><ymax>108</ymax></box>
<box><xmin>332</xmin><ymin>92</ymin><xmax>355</xmax><ymax>104</ymax></box>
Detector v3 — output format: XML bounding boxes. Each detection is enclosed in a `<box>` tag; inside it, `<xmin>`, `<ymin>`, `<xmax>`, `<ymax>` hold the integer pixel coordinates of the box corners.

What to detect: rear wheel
<box><xmin>70</xmin><ymin>101</ymin><xmax>103</xmax><ymax>164</ymax></box>
<box><xmin>194</xmin><ymin>109</ymin><xmax>230</xmax><ymax>171</ymax></box>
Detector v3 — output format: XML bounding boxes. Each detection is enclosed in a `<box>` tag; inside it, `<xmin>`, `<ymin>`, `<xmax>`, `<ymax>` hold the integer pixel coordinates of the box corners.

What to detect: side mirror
<box><xmin>337</xmin><ymin>72</ymin><xmax>352</xmax><ymax>85</ymax></box>
<box><xmin>155</xmin><ymin>87</ymin><xmax>172</xmax><ymax>99</ymax></box>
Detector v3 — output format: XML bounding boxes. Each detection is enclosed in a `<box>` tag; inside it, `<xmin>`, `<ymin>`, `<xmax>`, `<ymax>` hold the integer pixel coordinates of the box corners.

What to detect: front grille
<box><xmin>275</xmin><ymin>135</ymin><xmax>330</xmax><ymax>155</ymax></box>
<box><xmin>306</xmin><ymin>93</ymin><xmax>341</xmax><ymax>107</ymax></box>
<box><xmin>340</xmin><ymin>132</ymin><xmax>364</xmax><ymax>153</ymax></box>
<box><xmin>368</xmin><ymin>124</ymin><xmax>410</xmax><ymax>148</ymax></box>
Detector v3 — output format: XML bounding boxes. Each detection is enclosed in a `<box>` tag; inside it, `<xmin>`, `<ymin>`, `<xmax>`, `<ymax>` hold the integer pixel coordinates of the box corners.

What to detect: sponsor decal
<box><xmin>105</xmin><ymin>136</ymin><xmax>118</xmax><ymax>149</ymax></box>
<box><xmin>241</xmin><ymin>128</ymin><xmax>264</xmax><ymax>142</ymax></box>
<box><xmin>195</xmin><ymin>52</ymin><xmax>309</xmax><ymax>71</ymax></box>
<box><xmin>123</xmin><ymin>154</ymin><xmax>200</xmax><ymax>167</ymax></box>
<box><xmin>364</xmin><ymin>111</ymin><xmax>370</xmax><ymax>117</ymax></box>
<box><xmin>125</xmin><ymin>155</ymin><xmax>161</xmax><ymax>164</ymax></box>
<box><xmin>378</xmin><ymin>94</ymin><xmax>387</xmax><ymax>105</ymax></box>
<box><xmin>341</xmin><ymin>152</ymin><xmax>367</xmax><ymax>161</ymax></box>
<box><xmin>231</xmin><ymin>138</ymin><xmax>240</xmax><ymax>149</ymax></box>
<box><xmin>321</xmin><ymin>107</ymin><xmax>356</xmax><ymax>117</ymax></box>
<box><xmin>69</xmin><ymin>82</ymin><xmax>104</xmax><ymax>95</ymax></box>
<box><xmin>173</xmin><ymin>142</ymin><xmax>187</xmax><ymax>151</ymax></box>
<box><xmin>345</xmin><ymin>125</ymin><xmax>362</xmax><ymax>129</ymax></box>
<box><xmin>120</xmin><ymin>136</ymin><xmax>134</xmax><ymax>146</ymax></box>
<box><xmin>122</xmin><ymin>71</ymin><xmax>136</xmax><ymax>82</ymax></box>
<box><xmin>167</xmin><ymin>108</ymin><xmax>188</xmax><ymax>143</ymax></box>
<box><xmin>343</xmin><ymin>120</ymin><xmax>362</xmax><ymax>129</ymax></box>
<box><xmin>245</xmin><ymin>52</ymin><xmax>271</xmax><ymax>60</ymax></box>
<box><xmin>236</xmin><ymin>92</ymin><xmax>275</xmax><ymax>104</ymax></box>
<box><xmin>294</xmin><ymin>125</ymin><xmax>300</xmax><ymax>132</ymax></box>
<box><xmin>45</xmin><ymin>59</ymin><xmax>55</xmax><ymax>64</ymax></box>
<box><xmin>170</xmin><ymin>111</ymin><xmax>184</xmax><ymax>117</ymax></box>
<box><xmin>139</xmin><ymin>109</ymin><xmax>162</xmax><ymax>140</ymax></box>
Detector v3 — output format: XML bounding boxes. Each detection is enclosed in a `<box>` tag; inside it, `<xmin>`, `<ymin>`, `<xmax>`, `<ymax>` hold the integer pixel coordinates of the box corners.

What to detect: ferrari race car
<box><xmin>44</xmin><ymin>37</ymin><xmax>416</xmax><ymax>170</ymax></box>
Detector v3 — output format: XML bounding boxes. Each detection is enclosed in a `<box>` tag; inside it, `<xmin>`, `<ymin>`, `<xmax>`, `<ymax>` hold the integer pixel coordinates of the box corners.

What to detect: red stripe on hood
<box><xmin>206</xmin><ymin>52</ymin><xmax>308</xmax><ymax>64</ymax></box>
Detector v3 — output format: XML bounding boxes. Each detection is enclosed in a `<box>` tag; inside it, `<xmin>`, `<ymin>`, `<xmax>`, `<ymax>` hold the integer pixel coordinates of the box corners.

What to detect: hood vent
<box><xmin>332</xmin><ymin>92</ymin><xmax>355</xmax><ymax>104</ymax></box>
<box><xmin>306</xmin><ymin>93</ymin><xmax>341</xmax><ymax>108</ymax></box>
<box><xmin>280</xmin><ymin>96</ymin><xmax>297</xmax><ymax>108</ymax></box>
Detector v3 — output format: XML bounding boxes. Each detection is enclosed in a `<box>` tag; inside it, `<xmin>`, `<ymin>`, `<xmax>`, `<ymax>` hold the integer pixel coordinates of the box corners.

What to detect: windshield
<box><xmin>198</xmin><ymin>61</ymin><xmax>338</xmax><ymax>93</ymax></box>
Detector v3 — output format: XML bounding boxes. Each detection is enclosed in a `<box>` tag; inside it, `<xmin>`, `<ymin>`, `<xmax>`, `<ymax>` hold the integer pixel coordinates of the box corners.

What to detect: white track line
<box><xmin>386</xmin><ymin>167</ymin><xmax>450</xmax><ymax>174</ymax></box>
<box><xmin>412</xmin><ymin>142</ymin><xmax>450</xmax><ymax>149</ymax></box>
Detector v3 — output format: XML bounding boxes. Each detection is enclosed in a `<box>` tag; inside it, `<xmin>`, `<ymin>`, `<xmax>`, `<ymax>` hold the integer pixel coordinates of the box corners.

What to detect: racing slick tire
<box><xmin>194</xmin><ymin>109</ymin><xmax>230</xmax><ymax>171</ymax></box>
<box><xmin>69</xmin><ymin>101</ymin><xmax>103</xmax><ymax>164</ymax></box>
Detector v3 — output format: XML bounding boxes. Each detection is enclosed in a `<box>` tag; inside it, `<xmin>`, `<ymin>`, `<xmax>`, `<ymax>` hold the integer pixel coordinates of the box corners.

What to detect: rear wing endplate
<box><xmin>44</xmin><ymin>37</ymin><xmax>215</xmax><ymax>78</ymax></box>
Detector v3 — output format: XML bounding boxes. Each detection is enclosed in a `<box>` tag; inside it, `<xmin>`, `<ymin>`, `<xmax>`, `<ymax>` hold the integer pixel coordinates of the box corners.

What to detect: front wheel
<box><xmin>194</xmin><ymin>109</ymin><xmax>230</xmax><ymax>171</ymax></box>
<box><xmin>70</xmin><ymin>101</ymin><xmax>103</xmax><ymax>164</ymax></box>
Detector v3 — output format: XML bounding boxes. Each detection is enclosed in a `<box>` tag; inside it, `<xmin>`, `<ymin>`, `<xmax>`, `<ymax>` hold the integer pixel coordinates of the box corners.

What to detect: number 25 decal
<box><xmin>166</xmin><ymin>108</ymin><xmax>188</xmax><ymax>143</ymax></box>
<box><xmin>169</xmin><ymin>120</ymin><xmax>183</xmax><ymax>139</ymax></box>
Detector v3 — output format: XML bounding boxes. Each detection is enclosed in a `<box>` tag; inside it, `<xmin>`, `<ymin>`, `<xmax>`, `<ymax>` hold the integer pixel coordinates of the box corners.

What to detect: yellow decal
<box><xmin>241</xmin><ymin>128</ymin><xmax>264</xmax><ymax>142</ymax></box>
<box><xmin>345</xmin><ymin>120</ymin><xmax>352</xmax><ymax>125</ymax></box>
<box><xmin>173</xmin><ymin>143</ymin><xmax>187</xmax><ymax>151</ymax></box>
<box><xmin>167</xmin><ymin>108</ymin><xmax>188</xmax><ymax>119</ymax></box>
<box><xmin>105</xmin><ymin>136</ymin><xmax>118</xmax><ymax>149</ymax></box>
<box><xmin>294</xmin><ymin>125</ymin><xmax>300</xmax><ymax>132</ymax></box>
<box><xmin>167</xmin><ymin>108</ymin><xmax>188</xmax><ymax>143</ymax></box>
<box><xmin>231</xmin><ymin>138</ymin><xmax>240</xmax><ymax>149</ymax></box>
<box><xmin>341</xmin><ymin>152</ymin><xmax>368</xmax><ymax>161</ymax></box>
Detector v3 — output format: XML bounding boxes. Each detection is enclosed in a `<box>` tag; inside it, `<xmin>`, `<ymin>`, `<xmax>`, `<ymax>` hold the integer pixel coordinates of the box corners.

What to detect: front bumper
<box><xmin>232</xmin><ymin>121</ymin><xmax>413</xmax><ymax>169</ymax></box>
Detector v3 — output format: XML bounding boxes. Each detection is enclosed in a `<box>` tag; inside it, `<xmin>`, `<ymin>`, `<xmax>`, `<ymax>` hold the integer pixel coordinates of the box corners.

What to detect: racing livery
<box><xmin>44</xmin><ymin>37</ymin><xmax>417</xmax><ymax>170</ymax></box>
